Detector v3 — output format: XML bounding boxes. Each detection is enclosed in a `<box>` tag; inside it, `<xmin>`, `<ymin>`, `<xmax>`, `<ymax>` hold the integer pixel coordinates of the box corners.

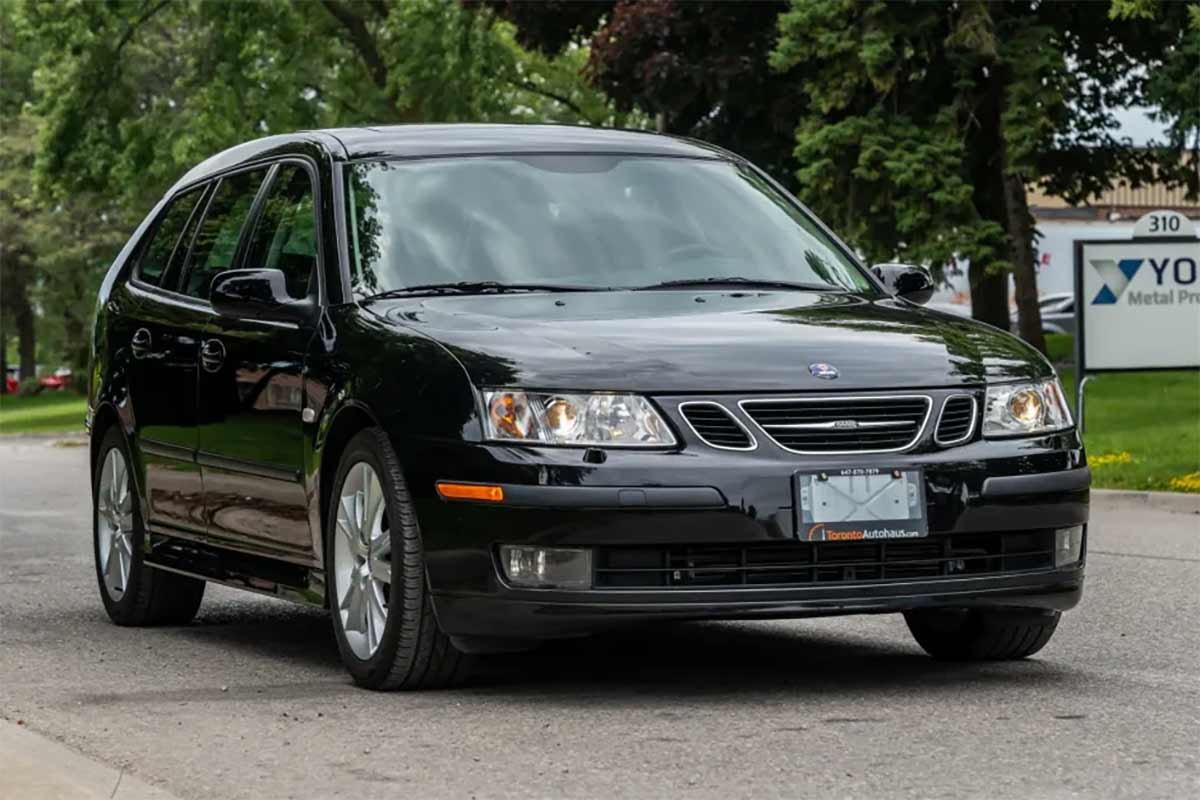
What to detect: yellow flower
<box><xmin>1168</xmin><ymin>472</ymin><xmax>1200</xmax><ymax>493</ymax></box>
<box><xmin>1090</xmin><ymin>451</ymin><xmax>1133</xmax><ymax>468</ymax></box>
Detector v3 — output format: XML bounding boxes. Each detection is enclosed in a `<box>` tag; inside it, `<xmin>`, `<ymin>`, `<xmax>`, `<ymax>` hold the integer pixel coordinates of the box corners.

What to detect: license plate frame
<box><xmin>794</xmin><ymin>467</ymin><xmax>928</xmax><ymax>542</ymax></box>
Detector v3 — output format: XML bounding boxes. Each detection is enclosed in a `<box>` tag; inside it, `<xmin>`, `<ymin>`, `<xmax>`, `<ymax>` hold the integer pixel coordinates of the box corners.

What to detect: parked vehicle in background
<box><xmin>1038</xmin><ymin>292</ymin><xmax>1076</xmax><ymax>336</ymax></box>
<box><xmin>86</xmin><ymin>124</ymin><xmax>1089</xmax><ymax>691</ymax></box>
<box><xmin>39</xmin><ymin>368</ymin><xmax>73</xmax><ymax>391</ymax></box>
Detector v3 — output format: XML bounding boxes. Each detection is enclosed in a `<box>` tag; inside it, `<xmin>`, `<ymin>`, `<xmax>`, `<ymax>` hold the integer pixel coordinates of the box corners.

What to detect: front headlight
<box><xmin>482</xmin><ymin>390</ymin><xmax>677</xmax><ymax>447</ymax></box>
<box><xmin>983</xmin><ymin>378</ymin><xmax>1073</xmax><ymax>438</ymax></box>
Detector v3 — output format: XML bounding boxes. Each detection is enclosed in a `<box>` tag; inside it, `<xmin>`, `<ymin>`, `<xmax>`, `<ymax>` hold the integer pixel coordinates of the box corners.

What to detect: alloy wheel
<box><xmin>96</xmin><ymin>447</ymin><xmax>135</xmax><ymax>601</ymax></box>
<box><xmin>333</xmin><ymin>461</ymin><xmax>392</xmax><ymax>659</ymax></box>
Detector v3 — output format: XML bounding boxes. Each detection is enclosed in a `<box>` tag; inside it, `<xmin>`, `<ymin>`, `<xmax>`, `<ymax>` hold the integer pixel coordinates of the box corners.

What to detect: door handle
<box><xmin>131</xmin><ymin>328</ymin><xmax>152</xmax><ymax>359</ymax></box>
<box><xmin>200</xmin><ymin>339</ymin><xmax>226</xmax><ymax>373</ymax></box>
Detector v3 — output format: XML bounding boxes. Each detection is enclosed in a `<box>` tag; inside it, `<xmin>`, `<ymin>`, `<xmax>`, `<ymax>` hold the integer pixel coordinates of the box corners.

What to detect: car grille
<box><xmin>739</xmin><ymin>395</ymin><xmax>931</xmax><ymax>454</ymax></box>
<box><xmin>679</xmin><ymin>402</ymin><xmax>755</xmax><ymax>450</ymax></box>
<box><xmin>935</xmin><ymin>395</ymin><xmax>976</xmax><ymax>445</ymax></box>
<box><xmin>593</xmin><ymin>530</ymin><xmax>1055</xmax><ymax>589</ymax></box>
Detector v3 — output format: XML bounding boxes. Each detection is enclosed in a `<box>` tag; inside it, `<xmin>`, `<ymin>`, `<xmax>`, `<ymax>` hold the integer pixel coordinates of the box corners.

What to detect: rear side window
<box><xmin>135</xmin><ymin>188</ymin><xmax>204</xmax><ymax>287</ymax></box>
<box><xmin>243</xmin><ymin>164</ymin><xmax>318</xmax><ymax>300</ymax></box>
<box><xmin>179</xmin><ymin>168</ymin><xmax>267</xmax><ymax>299</ymax></box>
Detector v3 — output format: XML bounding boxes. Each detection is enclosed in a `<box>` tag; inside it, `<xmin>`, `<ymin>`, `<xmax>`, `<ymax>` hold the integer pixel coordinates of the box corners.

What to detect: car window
<box><xmin>345</xmin><ymin>155</ymin><xmax>873</xmax><ymax>295</ymax></box>
<box><xmin>134</xmin><ymin>187</ymin><xmax>204</xmax><ymax>288</ymax></box>
<box><xmin>243</xmin><ymin>164</ymin><xmax>317</xmax><ymax>300</ymax></box>
<box><xmin>179</xmin><ymin>168</ymin><xmax>267</xmax><ymax>299</ymax></box>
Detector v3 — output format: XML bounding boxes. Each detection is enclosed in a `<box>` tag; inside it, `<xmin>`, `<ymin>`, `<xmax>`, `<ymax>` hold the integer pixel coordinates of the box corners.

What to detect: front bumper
<box><xmin>400</xmin><ymin>427</ymin><xmax>1089</xmax><ymax>640</ymax></box>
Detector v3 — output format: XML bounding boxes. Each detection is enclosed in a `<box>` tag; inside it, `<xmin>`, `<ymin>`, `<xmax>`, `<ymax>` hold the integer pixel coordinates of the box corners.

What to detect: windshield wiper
<box><xmin>364</xmin><ymin>281</ymin><xmax>598</xmax><ymax>299</ymax></box>
<box><xmin>633</xmin><ymin>276</ymin><xmax>843</xmax><ymax>292</ymax></box>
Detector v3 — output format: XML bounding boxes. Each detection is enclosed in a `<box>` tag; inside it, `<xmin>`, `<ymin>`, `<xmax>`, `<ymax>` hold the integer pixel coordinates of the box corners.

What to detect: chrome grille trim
<box><xmin>934</xmin><ymin>394</ymin><xmax>977</xmax><ymax>447</ymax></box>
<box><xmin>738</xmin><ymin>394</ymin><xmax>933</xmax><ymax>455</ymax></box>
<box><xmin>677</xmin><ymin>401</ymin><xmax>758</xmax><ymax>451</ymax></box>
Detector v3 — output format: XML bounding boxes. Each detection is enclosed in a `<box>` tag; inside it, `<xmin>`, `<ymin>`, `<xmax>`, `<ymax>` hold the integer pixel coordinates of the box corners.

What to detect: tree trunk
<box><xmin>963</xmin><ymin>66</ymin><xmax>1012</xmax><ymax>330</ymax></box>
<box><xmin>968</xmin><ymin>263</ymin><xmax>1010</xmax><ymax>329</ymax></box>
<box><xmin>0</xmin><ymin>321</ymin><xmax>7</xmax><ymax>394</ymax></box>
<box><xmin>1002</xmin><ymin>172</ymin><xmax>1047</xmax><ymax>354</ymax></box>
<box><xmin>64</xmin><ymin>307</ymin><xmax>89</xmax><ymax>382</ymax></box>
<box><xmin>16</xmin><ymin>295</ymin><xmax>35</xmax><ymax>382</ymax></box>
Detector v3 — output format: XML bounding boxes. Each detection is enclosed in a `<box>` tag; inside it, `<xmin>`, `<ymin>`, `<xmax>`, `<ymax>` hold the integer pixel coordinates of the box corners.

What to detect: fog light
<box><xmin>499</xmin><ymin>545</ymin><xmax>592</xmax><ymax>589</ymax></box>
<box><xmin>1055</xmin><ymin>525</ymin><xmax>1083</xmax><ymax>567</ymax></box>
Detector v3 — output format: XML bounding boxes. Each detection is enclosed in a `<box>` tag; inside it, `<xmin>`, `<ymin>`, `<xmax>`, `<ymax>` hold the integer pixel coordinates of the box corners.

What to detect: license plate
<box><xmin>794</xmin><ymin>467</ymin><xmax>927</xmax><ymax>542</ymax></box>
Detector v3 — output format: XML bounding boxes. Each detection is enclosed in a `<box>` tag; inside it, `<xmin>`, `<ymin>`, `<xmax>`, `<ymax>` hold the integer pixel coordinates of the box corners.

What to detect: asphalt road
<box><xmin>1</xmin><ymin>438</ymin><xmax>1198</xmax><ymax>800</ymax></box>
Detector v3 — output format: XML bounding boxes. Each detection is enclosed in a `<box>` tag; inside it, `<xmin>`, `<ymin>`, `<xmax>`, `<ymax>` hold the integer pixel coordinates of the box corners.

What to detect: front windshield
<box><xmin>344</xmin><ymin>154</ymin><xmax>872</xmax><ymax>295</ymax></box>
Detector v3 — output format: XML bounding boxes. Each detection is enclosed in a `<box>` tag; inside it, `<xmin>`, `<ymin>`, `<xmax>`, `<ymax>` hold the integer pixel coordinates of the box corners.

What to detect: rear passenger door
<box><xmin>123</xmin><ymin>184</ymin><xmax>210</xmax><ymax>534</ymax></box>
<box><xmin>194</xmin><ymin>162</ymin><xmax>319</xmax><ymax>559</ymax></box>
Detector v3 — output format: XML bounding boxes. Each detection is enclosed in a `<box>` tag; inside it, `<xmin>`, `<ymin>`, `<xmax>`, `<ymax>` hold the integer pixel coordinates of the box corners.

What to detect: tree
<box><xmin>1</xmin><ymin>3</ymin><xmax>40</xmax><ymax>385</ymax></box>
<box><xmin>772</xmin><ymin>0</ymin><xmax>1198</xmax><ymax>350</ymax></box>
<box><xmin>7</xmin><ymin>0</ymin><xmax>625</xmax><ymax>375</ymax></box>
<box><xmin>487</xmin><ymin>0</ymin><xmax>804</xmax><ymax>186</ymax></box>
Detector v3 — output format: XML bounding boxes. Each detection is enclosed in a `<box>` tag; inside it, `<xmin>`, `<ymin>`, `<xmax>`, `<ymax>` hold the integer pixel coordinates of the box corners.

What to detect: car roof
<box><xmin>173</xmin><ymin>124</ymin><xmax>734</xmax><ymax>190</ymax></box>
<box><xmin>321</xmin><ymin>123</ymin><xmax>730</xmax><ymax>160</ymax></box>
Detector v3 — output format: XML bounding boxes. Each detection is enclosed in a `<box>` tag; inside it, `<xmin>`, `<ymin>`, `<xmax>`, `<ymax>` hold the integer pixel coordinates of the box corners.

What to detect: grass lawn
<box><xmin>0</xmin><ymin>392</ymin><xmax>88</xmax><ymax>435</ymax></box>
<box><xmin>1060</xmin><ymin>368</ymin><xmax>1200</xmax><ymax>493</ymax></box>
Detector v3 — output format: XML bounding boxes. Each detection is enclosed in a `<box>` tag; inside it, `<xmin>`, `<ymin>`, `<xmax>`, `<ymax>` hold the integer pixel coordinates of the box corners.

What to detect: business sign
<box><xmin>1075</xmin><ymin>211</ymin><xmax>1200</xmax><ymax>373</ymax></box>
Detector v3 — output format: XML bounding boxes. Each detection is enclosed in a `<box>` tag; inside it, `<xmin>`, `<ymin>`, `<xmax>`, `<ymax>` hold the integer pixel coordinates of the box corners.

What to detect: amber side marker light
<box><xmin>436</xmin><ymin>482</ymin><xmax>505</xmax><ymax>503</ymax></box>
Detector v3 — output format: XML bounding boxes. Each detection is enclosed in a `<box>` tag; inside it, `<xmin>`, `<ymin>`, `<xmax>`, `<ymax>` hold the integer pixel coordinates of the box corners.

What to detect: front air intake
<box><xmin>678</xmin><ymin>402</ymin><xmax>755</xmax><ymax>451</ymax></box>
<box><xmin>935</xmin><ymin>395</ymin><xmax>976</xmax><ymax>446</ymax></box>
<box><xmin>739</xmin><ymin>395</ymin><xmax>931</xmax><ymax>454</ymax></box>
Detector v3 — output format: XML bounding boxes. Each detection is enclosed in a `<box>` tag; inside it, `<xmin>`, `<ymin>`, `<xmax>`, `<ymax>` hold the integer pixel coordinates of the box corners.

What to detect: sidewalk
<box><xmin>0</xmin><ymin>722</ymin><xmax>181</xmax><ymax>800</ymax></box>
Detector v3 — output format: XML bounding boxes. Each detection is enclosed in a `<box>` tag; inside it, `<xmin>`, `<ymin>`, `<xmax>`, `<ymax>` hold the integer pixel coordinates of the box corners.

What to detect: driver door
<box><xmin>194</xmin><ymin>162</ymin><xmax>320</xmax><ymax>559</ymax></box>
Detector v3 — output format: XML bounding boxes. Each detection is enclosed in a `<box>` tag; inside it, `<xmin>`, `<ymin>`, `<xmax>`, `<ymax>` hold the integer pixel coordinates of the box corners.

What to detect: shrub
<box><xmin>18</xmin><ymin>377</ymin><xmax>44</xmax><ymax>396</ymax></box>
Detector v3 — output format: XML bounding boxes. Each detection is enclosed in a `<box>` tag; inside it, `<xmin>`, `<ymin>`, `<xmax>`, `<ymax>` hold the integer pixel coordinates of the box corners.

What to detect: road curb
<box><xmin>0</xmin><ymin>722</ymin><xmax>182</xmax><ymax>800</ymax></box>
<box><xmin>1092</xmin><ymin>488</ymin><xmax>1200</xmax><ymax>515</ymax></box>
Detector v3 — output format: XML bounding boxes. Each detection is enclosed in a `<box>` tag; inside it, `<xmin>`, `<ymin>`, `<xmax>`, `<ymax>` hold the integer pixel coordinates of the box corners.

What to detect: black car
<box><xmin>87</xmin><ymin>124</ymin><xmax>1089</xmax><ymax>690</ymax></box>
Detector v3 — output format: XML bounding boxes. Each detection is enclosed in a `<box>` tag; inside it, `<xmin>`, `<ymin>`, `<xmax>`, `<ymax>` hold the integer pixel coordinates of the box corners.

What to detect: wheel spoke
<box><xmin>337</xmin><ymin>495</ymin><xmax>364</xmax><ymax>557</ymax></box>
<box><xmin>352</xmin><ymin>465</ymin><xmax>367</xmax><ymax>538</ymax></box>
<box><xmin>363</xmin><ymin>471</ymin><xmax>385</xmax><ymax>543</ymax></box>
<box><xmin>365</xmin><ymin>590</ymin><xmax>379</xmax><ymax>653</ymax></box>
<box><xmin>339</xmin><ymin>581</ymin><xmax>367</xmax><ymax>634</ymax></box>
<box><xmin>117</xmin><ymin>539</ymin><xmax>131</xmax><ymax>590</ymax></box>
<box><xmin>112</xmin><ymin>456</ymin><xmax>127</xmax><ymax>505</ymax></box>
<box><xmin>104</xmin><ymin>540</ymin><xmax>122</xmax><ymax>589</ymax></box>
<box><xmin>369</xmin><ymin>553</ymin><xmax>391</xmax><ymax>585</ymax></box>
<box><xmin>368</xmin><ymin>582</ymin><xmax>388</xmax><ymax>652</ymax></box>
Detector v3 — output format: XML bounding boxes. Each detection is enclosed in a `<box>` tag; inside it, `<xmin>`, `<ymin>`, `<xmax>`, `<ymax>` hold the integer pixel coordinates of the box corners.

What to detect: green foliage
<box><xmin>772</xmin><ymin>0</ymin><xmax>1197</xmax><ymax>335</ymax></box>
<box><xmin>3</xmin><ymin>0</ymin><xmax>626</xmax><ymax>373</ymax></box>
<box><xmin>16</xmin><ymin>378</ymin><xmax>43</xmax><ymax>397</ymax></box>
<box><xmin>1060</xmin><ymin>369</ymin><xmax>1200</xmax><ymax>493</ymax></box>
<box><xmin>771</xmin><ymin>1</ymin><xmax>1009</xmax><ymax>280</ymax></box>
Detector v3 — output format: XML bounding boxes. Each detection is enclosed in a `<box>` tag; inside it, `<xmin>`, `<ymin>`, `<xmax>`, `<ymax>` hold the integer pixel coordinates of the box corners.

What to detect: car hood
<box><xmin>374</xmin><ymin>290</ymin><xmax>1050</xmax><ymax>394</ymax></box>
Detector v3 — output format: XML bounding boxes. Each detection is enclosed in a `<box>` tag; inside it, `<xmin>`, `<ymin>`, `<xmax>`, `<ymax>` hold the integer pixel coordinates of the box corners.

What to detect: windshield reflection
<box><xmin>344</xmin><ymin>155</ymin><xmax>872</xmax><ymax>296</ymax></box>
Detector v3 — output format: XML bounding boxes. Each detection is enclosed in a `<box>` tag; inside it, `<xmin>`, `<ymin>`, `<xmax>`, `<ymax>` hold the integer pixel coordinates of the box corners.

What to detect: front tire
<box><xmin>93</xmin><ymin>427</ymin><xmax>205</xmax><ymax>626</ymax></box>
<box><xmin>904</xmin><ymin>607</ymin><xmax>1061</xmax><ymax>660</ymax></box>
<box><xmin>326</xmin><ymin>428</ymin><xmax>472</xmax><ymax>690</ymax></box>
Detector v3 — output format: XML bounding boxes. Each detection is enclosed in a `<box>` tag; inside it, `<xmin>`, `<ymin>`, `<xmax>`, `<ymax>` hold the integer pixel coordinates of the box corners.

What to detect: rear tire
<box><xmin>326</xmin><ymin>428</ymin><xmax>472</xmax><ymax>690</ymax></box>
<box><xmin>93</xmin><ymin>426</ymin><xmax>205</xmax><ymax>626</ymax></box>
<box><xmin>904</xmin><ymin>607</ymin><xmax>1061</xmax><ymax>660</ymax></box>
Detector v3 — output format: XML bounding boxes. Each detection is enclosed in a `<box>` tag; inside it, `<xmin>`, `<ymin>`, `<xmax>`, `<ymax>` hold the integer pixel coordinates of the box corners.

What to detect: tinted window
<box><xmin>243</xmin><ymin>165</ymin><xmax>317</xmax><ymax>299</ymax></box>
<box><xmin>345</xmin><ymin>156</ymin><xmax>871</xmax><ymax>295</ymax></box>
<box><xmin>135</xmin><ymin>188</ymin><xmax>203</xmax><ymax>287</ymax></box>
<box><xmin>180</xmin><ymin>169</ymin><xmax>267</xmax><ymax>299</ymax></box>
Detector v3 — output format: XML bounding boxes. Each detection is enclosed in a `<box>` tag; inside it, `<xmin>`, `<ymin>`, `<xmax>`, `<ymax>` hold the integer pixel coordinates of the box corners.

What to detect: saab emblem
<box><xmin>809</xmin><ymin>362</ymin><xmax>839</xmax><ymax>380</ymax></box>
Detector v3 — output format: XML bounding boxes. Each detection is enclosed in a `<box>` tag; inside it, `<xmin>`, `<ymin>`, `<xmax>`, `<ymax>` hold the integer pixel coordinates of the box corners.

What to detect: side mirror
<box><xmin>210</xmin><ymin>269</ymin><xmax>316</xmax><ymax>326</ymax></box>
<box><xmin>871</xmin><ymin>263</ymin><xmax>934</xmax><ymax>306</ymax></box>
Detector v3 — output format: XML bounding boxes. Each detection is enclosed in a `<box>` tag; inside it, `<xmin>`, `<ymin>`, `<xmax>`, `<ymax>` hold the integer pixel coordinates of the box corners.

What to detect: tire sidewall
<box><xmin>325</xmin><ymin>430</ymin><xmax>421</xmax><ymax>686</ymax></box>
